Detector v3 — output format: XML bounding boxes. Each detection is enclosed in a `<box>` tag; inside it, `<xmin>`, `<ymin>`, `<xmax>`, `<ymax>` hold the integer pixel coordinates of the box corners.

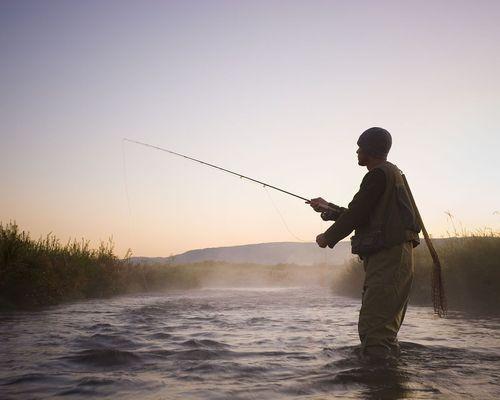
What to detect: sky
<box><xmin>1</xmin><ymin>0</ymin><xmax>499</xmax><ymax>258</ymax></box>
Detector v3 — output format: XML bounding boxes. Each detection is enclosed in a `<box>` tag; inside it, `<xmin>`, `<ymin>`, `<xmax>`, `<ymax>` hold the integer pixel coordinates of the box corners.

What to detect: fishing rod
<box><xmin>123</xmin><ymin>138</ymin><xmax>335</xmax><ymax>212</ymax></box>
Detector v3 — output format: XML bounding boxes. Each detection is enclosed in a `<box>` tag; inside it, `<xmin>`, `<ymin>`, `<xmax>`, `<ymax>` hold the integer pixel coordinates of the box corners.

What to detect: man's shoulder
<box><xmin>372</xmin><ymin>160</ymin><xmax>400</xmax><ymax>175</ymax></box>
<box><xmin>361</xmin><ymin>167</ymin><xmax>386</xmax><ymax>185</ymax></box>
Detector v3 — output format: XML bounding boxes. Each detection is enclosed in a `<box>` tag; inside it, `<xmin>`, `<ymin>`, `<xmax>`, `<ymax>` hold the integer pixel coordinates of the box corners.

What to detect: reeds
<box><xmin>332</xmin><ymin>229</ymin><xmax>500</xmax><ymax>314</ymax></box>
<box><xmin>3</xmin><ymin>220</ymin><xmax>498</xmax><ymax>314</ymax></box>
<box><xmin>0</xmin><ymin>222</ymin><xmax>199</xmax><ymax>309</ymax></box>
<box><xmin>0</xmin><ymin>222</ymin><xmax>333</xmax><ymax>309</ymax></box>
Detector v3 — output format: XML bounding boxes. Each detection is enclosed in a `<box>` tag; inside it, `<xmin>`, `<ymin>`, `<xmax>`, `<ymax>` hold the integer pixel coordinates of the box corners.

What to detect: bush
<box><xmin>0</xmin><ymin>222</ymin><xmax>335</xmax><ymax>310</ymax></box>
<box><xmin>331</xmin><ymin>231</ymin><xmax>500</xmax><ymax>314</ymax></box>
<box><xmin>0</xmin><ymin>222</ymin><xmax>201</xmax><ymax>309</ymax></box>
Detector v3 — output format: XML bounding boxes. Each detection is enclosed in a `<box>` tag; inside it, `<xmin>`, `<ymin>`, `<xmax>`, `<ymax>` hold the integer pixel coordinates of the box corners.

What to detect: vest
<box><xmin>351</xmin><ymin>161</ymin><xmax>420</xmax><ymax>256</ymax></box>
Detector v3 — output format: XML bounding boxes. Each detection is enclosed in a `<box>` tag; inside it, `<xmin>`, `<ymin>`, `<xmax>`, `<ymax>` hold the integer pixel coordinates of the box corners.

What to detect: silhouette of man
<box><xmin>309</xmin><ymin>127</ymin><xmax>420</xmax><ymax>361</ymax></box>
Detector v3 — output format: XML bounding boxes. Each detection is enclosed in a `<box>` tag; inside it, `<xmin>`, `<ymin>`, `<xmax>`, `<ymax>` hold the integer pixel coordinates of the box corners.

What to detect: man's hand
<box><xmin>307</xmin><ymin>197</ymin><xmax>331</xmax><ymax>212</ymax></box>
<box><xmin>316</xmin><ymin>233</ymin><xmax>333</xmax><ymax>249</ymax></box>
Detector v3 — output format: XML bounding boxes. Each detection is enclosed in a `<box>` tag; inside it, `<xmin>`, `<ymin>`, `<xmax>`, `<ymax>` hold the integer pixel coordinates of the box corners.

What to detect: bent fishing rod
<box><xmin>123</xmin><ymin>138</ymin><xmax>334</xmax><ymax>212</ymax></box>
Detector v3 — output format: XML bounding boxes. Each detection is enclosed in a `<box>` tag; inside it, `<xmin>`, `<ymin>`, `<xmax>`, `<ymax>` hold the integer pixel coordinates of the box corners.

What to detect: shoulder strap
<box><xmin>369</xmin><ymin>161</ymin><xmax>397</xmax><ymax>229</ymax></box>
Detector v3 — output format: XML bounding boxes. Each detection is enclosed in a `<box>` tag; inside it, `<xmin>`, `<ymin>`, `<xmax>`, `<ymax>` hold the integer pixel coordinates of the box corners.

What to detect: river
<box><xmin>1</xmin><ymin>287</ymin><xmax>499</xmax><ymax>399</ymax></box>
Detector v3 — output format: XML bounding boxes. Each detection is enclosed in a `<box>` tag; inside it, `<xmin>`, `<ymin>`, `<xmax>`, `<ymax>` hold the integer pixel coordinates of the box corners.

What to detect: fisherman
<box><xmin>309</xmin><ymin>127</ymin><xmax>421</xmax><ymax>361</ymax></box>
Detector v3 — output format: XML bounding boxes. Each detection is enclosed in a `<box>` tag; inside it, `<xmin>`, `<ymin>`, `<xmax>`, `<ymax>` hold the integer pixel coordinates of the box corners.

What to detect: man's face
<box><xmin>357</xmin><ymin>147</ymin><xmax>369</xmax><ymax>166</ymax></box>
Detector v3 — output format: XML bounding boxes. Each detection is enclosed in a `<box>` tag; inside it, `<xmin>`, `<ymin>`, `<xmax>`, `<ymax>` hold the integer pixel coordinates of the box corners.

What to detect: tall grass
<box><xmin>0</xmin><ymin>222</ymin><xmax>335</xmax><ymax>310</ymax></box>
<box><xmin>0</xmin><ymin>222</ymin><xmax>203</xmax><ymax>309</ymax></box>
<box><xmin>3</xmin><ymin>221</ymin><xmax>498</xmax><ymax>314</ymax></box>
<box><xmin>331</xmin><ymin>230</ymin><xmax>500</xmax><ymax>314</ymax></box>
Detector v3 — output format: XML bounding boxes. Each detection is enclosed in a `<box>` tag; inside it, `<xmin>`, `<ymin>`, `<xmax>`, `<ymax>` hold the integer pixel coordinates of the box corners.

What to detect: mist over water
<box><xmin>1</xmin><ymin>286</ymin><xmax>499</xmax><ymax>399</ymax></box>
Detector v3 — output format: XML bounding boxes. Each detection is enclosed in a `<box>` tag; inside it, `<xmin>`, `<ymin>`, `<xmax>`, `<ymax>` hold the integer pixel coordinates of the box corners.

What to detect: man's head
<box><xmin>356</xmin><ymin>127</ymin><xmax>392</xmax><ymax>166</ymax></box>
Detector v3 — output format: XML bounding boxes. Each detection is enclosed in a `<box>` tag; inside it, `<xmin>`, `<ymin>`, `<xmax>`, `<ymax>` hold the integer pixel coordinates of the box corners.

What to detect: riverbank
<box><xmin>0</xmin><ymin>222</ymin><xmax>195</xmax><ymax>309</ymax></box>
<box><xmin>332</xmin><ymin>231</ymin><xmax>500</xmax><ymax>314</ymax></box>
<box><xmin>0</xmin><ymin>222</ymin><xmax>336</xmax><ymax>310</ymax></box>
<box><xmin>1</xmin><ymin>222</ymin><xmax>499</xmax><ymax>314</ymax></box>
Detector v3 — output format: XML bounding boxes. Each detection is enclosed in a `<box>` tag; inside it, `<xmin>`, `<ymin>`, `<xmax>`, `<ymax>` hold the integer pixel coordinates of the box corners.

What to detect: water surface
<box><xmin>1</xmin><ymin>287</ymin><xmax>499</xmax><ymax>399</ymax></box>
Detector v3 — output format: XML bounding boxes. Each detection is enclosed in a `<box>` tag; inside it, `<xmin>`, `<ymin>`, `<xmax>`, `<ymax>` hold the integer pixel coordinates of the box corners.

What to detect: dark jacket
<box><xmin>323</xmin><ymin>161</ymin><xmax>420</xmax><ymax>254</ymax></box>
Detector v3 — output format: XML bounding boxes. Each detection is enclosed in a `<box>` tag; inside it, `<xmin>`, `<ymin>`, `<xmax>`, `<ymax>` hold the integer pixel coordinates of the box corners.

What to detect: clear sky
<box><xmin>1</xmin><ymin>1</ymin><xmax>499</xmax><ymax>257</ymax></box>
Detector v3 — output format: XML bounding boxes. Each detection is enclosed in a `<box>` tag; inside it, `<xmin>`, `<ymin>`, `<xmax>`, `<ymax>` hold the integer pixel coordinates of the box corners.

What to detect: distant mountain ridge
<box><xmin>131</xmin><ymin>237</ymin><xmax>452</xmax><ymax>267</ymax></box>
<box><xmin>132</xmin><ymin>241</ymin><xmax>354</xmax><ymax>266</ymax></box>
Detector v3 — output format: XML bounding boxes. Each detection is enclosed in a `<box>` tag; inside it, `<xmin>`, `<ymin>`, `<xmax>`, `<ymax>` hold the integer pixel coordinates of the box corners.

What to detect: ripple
<box><xmin>63</xmin><ymin>348</ymin><xmax>142</xmax><ymax>367</ymax></box>
<box><xmin>146</xmin><ymin>332</ymin><xmax>173</xmax><ymax>340</ymax></box>
<box><xmin>179</xmin><ymin>338</ymin><xmax>230</xmax><ymax>349</ymax></box>
<box><xmin>1</xmin><ymin>373</ymin><xmax>48</xmax><ymax>386</ymax></box>
<box><xmin>74</xmin><ymin>333</ymin><xmax>141</xmax><ymax>350</ymax></box>
<box><xmin>167</xmin><ymin>348</ymin><xmax>234</xmax><ymax>361</ymax></box>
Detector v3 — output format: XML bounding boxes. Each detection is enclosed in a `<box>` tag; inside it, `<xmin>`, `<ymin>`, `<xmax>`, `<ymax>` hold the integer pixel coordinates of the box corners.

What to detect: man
<box><xmin>308</xmin><ymin>127</ymin><xmax>420</xmax><ymax>361</ymax></box>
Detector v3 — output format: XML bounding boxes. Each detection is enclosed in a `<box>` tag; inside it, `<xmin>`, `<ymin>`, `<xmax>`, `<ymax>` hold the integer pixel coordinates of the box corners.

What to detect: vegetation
<box><xmin>0</xmin><ymin>222</ymin><xmax>334</xmax><ymax>310</ymax></box>
<box><xmin>331</xmin><ymin>230</ymin><xmax>500</xmax><ymax>314</ymax></box>
<box><xmin>0</xmin><ymin>222</ymin><xmax>201</xmax><ymax>309</ymax></box>
<box><xmin>2</xmin><ymin>221</ymin><xmax>499</xmax><ymax>314</ymax></box>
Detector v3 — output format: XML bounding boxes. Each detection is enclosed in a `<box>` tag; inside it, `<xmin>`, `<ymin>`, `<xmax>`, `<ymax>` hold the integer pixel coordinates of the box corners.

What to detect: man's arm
<box><xmin>323</xmin><ymin>168</ymin><xmax>386</xmax><ymax>247</ymax></box>
<box><xmin>320</xmin><ymin>203</ymin><xmax>347</xmax><ymax>221</ymax></box>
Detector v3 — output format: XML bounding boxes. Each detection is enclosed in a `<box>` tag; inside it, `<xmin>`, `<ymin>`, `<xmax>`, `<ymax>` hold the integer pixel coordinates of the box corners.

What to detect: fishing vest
<box><xmin>350</xmin><ymin>161</ymin><xmax>421</xmax><ymax>256</ymax></box>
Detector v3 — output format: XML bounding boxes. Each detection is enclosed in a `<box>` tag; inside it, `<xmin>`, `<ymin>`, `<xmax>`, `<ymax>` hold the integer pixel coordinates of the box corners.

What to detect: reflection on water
<box><xmin>1</xmin><ymin>287</ymin><xmax>499</xmax><ymax>399</ymax></box>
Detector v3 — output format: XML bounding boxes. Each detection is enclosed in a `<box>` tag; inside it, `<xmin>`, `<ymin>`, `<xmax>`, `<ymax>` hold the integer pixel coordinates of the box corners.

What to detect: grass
<box><xmin>0</xmin><ymin>222</ymin><xmax>202</xmax><ymax>309</ymax></box>
<box><xmin>331</xmin><ymin>229</ymin><xmax>500</xmax><ymax>314</ymax></box>
<box><xmin>0</xmin><ymin>222</ymin><xmax>335</xmax><ymax>310</ymax></box>
<box><xmin>2</xmin><ymin>221</ymin><xmax>499</xmax><ymax>314</ymax></box>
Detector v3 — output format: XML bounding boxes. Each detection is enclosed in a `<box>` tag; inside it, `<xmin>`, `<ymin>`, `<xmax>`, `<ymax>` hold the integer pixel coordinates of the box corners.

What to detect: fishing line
<box><xmin>122</xmin><ymin>138</ymin><xmax>332</xmax><ymax>247</ymax></box>
<box><xmin>263</xmin><ymin>186</ymin><xmax>329</xmax><ymax>263</ymax></box>
<box><xmin>263</xmin><ymin>185</ymin><xmax>309</xmax><ymax>242</ymax></box>
<box><xmin>121</xmin><ymin>138</ymin><xmax>132</xmax><ymax>217</ymax></box>
<box><xmin>122</xmin><ymin>139</ymin><xmax>141</xmax><ymax>260</ymax></box>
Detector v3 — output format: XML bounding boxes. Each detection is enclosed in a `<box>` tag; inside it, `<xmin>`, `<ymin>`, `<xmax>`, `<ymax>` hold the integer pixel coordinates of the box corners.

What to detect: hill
<box><xmin>132</xmin><ymin>241</ymin><xmax>354</xmax><ymax>266</ymax></box>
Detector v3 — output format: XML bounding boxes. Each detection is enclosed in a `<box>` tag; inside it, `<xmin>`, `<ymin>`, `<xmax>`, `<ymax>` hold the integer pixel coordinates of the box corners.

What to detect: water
<box><xmin>1</xmin><ymin>287</ymin><xmax>499</xmax><ymax>399</ymax></box>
